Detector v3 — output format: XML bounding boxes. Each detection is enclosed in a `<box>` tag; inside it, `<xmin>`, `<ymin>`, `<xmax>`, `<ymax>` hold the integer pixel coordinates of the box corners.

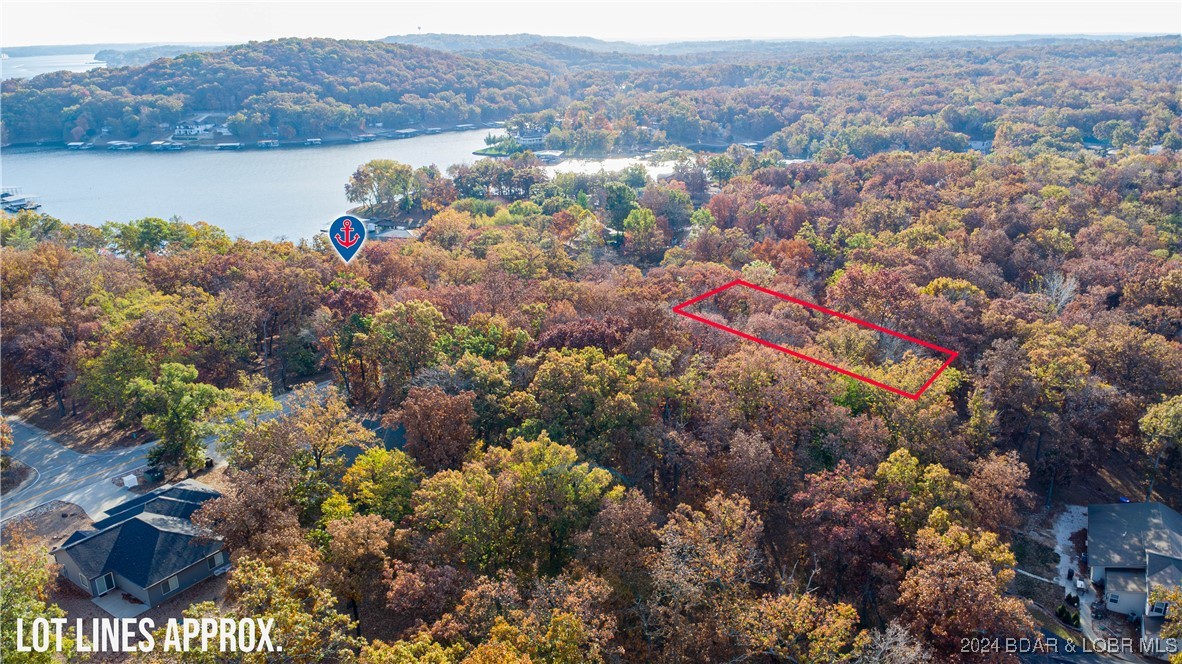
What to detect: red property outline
<box><xmin>672</xmin><ymin>279</ymin><xmax>959</xmax><ymax>400</ymax></box>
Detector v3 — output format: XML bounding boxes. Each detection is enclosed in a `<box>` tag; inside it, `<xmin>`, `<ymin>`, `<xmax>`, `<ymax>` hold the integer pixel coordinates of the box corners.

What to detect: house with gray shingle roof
<box><xmin>53</xmin><ymin>479</ymin><xmax>228</xmax><ymax>607</ymax></box>
<box><xmin>1087</xmin><ymin>501</ymin><xmax>1182</xmax><ymax>660</ymax></box>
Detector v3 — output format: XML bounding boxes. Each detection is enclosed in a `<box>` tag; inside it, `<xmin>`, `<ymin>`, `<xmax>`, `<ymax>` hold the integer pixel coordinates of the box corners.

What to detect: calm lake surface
<box><xmin>3</xmin><ymin>132</ymin><xmax>667</xmax><ymax>241</ymax></box>
<box><xmin>1</xmin><ymin>54</ymin><xmax>106</xmax><ymax>79</ymax></box>
<box><xmin>3</xmin><ymin>132</ymin><xmax>499</xmax><ymax>240</ymax></box>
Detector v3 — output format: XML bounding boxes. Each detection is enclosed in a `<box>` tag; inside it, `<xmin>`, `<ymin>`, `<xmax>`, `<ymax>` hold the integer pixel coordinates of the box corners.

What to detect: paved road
<box><xmin>0</xmin><ymin>418</ymin><xmax>220</xmax><ymax>521</ymax></box>
<box><xmin>1</xmin><ymin>383</ymin><xmax>325</xmax><ymax>522</ymax></box>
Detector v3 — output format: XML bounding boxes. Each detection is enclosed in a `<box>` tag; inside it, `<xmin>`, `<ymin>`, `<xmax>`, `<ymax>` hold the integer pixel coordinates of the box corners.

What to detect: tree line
<box><xmin>1</xmin><ymin>38</ymin><xmax>553</xmax><ymax>143</ymax></box>
<box><xmin>4</xmin><ymin>36</ymin><xmax>1180</xmax><ymax>158</ymax></box>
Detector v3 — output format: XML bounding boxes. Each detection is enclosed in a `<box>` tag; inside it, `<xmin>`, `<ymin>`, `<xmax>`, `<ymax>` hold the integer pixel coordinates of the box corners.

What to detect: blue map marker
<box><xmin>329</xmin><ymin>215</ymin><xmax>366</xmax><ymax>262</ymax></box>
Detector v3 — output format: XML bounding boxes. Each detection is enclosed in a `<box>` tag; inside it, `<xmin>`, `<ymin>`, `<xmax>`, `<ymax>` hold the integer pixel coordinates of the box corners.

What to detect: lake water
<box><xmin>1</xmin><ymin>54</ymin><xmax>106</xmax><ymax>79</ymax></box>
<box><xmin>2</xmin><ymin>132</ymin><xmax>666</xmax><ymax>241</ymax></box>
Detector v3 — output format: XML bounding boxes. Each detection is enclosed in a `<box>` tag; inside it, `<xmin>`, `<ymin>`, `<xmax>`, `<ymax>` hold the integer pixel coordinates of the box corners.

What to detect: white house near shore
<box><xmin>1087</xmin><ymin>501</ymin><xmax>1182</xmax><ymax>660</ymax></box>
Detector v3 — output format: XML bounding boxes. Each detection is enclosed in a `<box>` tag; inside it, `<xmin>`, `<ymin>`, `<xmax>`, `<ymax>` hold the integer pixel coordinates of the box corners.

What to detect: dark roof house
<box><xmin>1087</xmin><ymin>501</ymin><xmax>1182</xmax><ymax>660</ymax></box>
<box><xmin>1088</xmin><ymin>502</ymin><xmax>1182</xmax><ymax>573</ymax></box>
<box><xmin>54</xmin><ymin>480</ymin><xmax>228</xmax><ymax>608</ymax></box>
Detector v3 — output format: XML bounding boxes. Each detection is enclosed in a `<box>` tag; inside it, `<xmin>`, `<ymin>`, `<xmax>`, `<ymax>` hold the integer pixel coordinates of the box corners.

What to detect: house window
<box><xmin>78</xmin><ymin>573</ymin><xmax>88</xmax><ymax>590</ymax></box>
<box><xmin>1108</xmin><ymin>594</ymin><xmax>1120</xmax><ymax>605</ymax></box>
<box><xmin>162</xmin><ymin>575</ymin><xmax>179</xmax><ymax>595</ymax></box>
<box><xmin>96</xmin><ymin>573</ymin><xmax>115</xmax><ymax>595</ymax></box>
<box><xmin>207</xmin><ymin>551</ymin><xmax>225</xmax><ymax>569</ymax></box>
<box><xmin>1149</xmin><ymin>601</ymin><xmax>1169</xmax><ymax>616</ymax></box>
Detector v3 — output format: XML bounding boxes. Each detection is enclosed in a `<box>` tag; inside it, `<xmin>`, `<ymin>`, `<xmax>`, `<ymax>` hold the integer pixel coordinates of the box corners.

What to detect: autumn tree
<box><xmin>1148</xmin><ymin>584</ymin><xmax>1182</xmax><ymax>664</ymax></box>
<box><xmin>897</xmin><ymin>512</ymin><xmax>1032</xmax><ymax>660</ymax></box>
<box><xmin>1</xmin><ymin>526</ymin><xmax>75</xmax><ymax>663</ymax></box>
<box><xmin>648</xmin><ymin>493</ymin><xmax>863</xmax><ymax>661</ymax></box>
<box><xmin>575</xmin><ymin>488</ymin><xmax>659</xmax><ymax>602</ymax></box>
<box><xmin>874</xmin><ymin>448</ymin><xmax>973</xmax><ymax>539</ymax></box>
<box><xmin>794</xmin><ymin>462</ymin><xmax>900</xmax><ymax>614</ymax></box>
<box><xmin>735</xmin><ymin>592</ymin><xmax>865</xmax><ymax>663</ymax></box>
<box><xmin>510</xmin><ymin>346</ymin><xmax>661</xmax><ymax>465</ymax></box>
<box><xmin>1</xmin><ymin>421</ymin><xmax>13</xmax><ymax>459</ymax></box>
<box><xmin>411</xmin><ymin>433</ymin><xmax>615</xmax><ymax>576</ymax></box>
<box><xmin>223</xmin><ymin>557</ymin><xmax>361</xmax><ymax>661</ymax></box>
<box><xmin>346</xmin><ymin>159</ymin><xmax>413</xmax><ymax>217</ymax></box>
<box><xmin>363</xmin><ymin>300</ymin><xmax>446</xmax><ymax>406</ymax></box>
<box><xmin>192</xmin><ymin>444</ymin><xmax>309</xmax><ymax>563</ymax></box>
<box><xmin>622</xmin><ymin>207</ymin><xmax>666</xmax><ymax>262</ymax></box>
<box><xmin>647</xmin><ymin>493</ymin><xmax>764</xmax><ymax>660</ymax></box>
<box><xmin>1140</xmin><ymin>395</ymin><xmax>1182</xmax><ymax>500</ymax></box>
<box><xmin>287</xmin><ymin>382</ymin><xmax>377</xmax><ymax>472</ymax></box>
<box><xmin>967</xmin><ymin>451</ymin><xmax>1034</xmax><ymax>533</ymax></box>
<box><xmin>530</xmin><ymin>317</ymin><xmax>631</xmax><ymax>355</ymax></box>
<box><xmin>391</xmin><ymin>387</ymin><xmax>478</xmax><ymax>473</ymax></box>
<box><xmin>340</xmin><ymin>447</ymin><xmax>422</xmax><ymax>522</ymax></box>
<box><xmin>324</xmin><ymin>514</ymin><xmax>396</xmax><ymax>634</ymax></box>
<box><xmin>853</xmin><ymin>622</ymin><xmax>933</xmax><ymax>664</ymax></box>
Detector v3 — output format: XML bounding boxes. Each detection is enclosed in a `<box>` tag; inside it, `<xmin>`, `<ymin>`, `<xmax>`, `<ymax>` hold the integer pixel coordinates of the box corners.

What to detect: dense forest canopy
<box><xmin>94</xmin><ymin>44</ymin><xmax>228</xmax><ymax>67</ymax></box>
<box><xmin>3</xmin><ymin>33</ymin><xmax>1182</xmax><ymax>664</ymax></box>
<box><xmin>1</xmin><ymin>38</ymin><xmax>554</xmax><ymax>142</ymax></box>
<box><xmin>3</xmin><ymin>35</ymin><xmax>1178</xmax><ymax>156</ymax></box>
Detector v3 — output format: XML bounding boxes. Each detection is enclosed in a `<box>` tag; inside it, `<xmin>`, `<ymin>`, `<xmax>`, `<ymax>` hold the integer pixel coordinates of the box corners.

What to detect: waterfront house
<box><xmin>513</xmin><ymin>129</ymin><xmax>547</xmax><ymax>149</ymax></box>
<box><xmin>53</xmin><ymin>480</ymin><xmax>228</xmax><ymax>608</ymax></box>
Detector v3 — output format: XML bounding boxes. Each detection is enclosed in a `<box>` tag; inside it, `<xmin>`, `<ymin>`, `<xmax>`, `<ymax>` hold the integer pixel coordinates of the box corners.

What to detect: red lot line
<box><xmin>672</xmin><ymin>279</ymin><xmax>958</xmax><ymax>400</ymax></box>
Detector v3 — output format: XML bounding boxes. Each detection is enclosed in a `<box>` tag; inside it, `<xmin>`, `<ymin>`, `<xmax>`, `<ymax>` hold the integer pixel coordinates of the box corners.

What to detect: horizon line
<box><xmin>3</xmin><ymin>31</ymin><xmax>1179</xmax><ymax>50</ymax></box>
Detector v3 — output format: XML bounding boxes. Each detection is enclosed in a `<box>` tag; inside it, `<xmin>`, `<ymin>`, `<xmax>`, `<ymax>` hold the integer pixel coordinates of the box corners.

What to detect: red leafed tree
<box><xmin>793</xmin><ymin>462</ymin><xmax>901</xmax><ymax>614</ymax></box>
<box><xmin>389</xmin><ymin>386</ymin><xmax>478</xmax><ymax>473</ymax></box>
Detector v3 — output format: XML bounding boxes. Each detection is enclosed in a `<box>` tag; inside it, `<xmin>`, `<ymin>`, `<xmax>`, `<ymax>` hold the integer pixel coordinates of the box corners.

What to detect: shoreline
<box><xmin>1</xmin><ymin>126</ymin><xmax>503</xmax><ymax>155</ymax></box>
<box><xmin>1</xmin><ymin>139</ymin><xmax>669</xmax><ymax>164</ymax></box>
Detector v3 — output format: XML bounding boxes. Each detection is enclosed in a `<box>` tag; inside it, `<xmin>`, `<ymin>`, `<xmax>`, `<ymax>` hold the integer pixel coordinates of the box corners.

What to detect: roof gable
<box><xmin>1088</xmin><ymin>502</ymin><xmax>1182</xmax><ymax>570</ymax></box>
<box><xmin>1147</xmin><ymin>553</ymin><xmax>1182</xmax><ymax>591</ymax></box>
<box><xmin>57</xmin><ymin>480</ymin><xmax>223</xmax><ymax>589</ymax></box>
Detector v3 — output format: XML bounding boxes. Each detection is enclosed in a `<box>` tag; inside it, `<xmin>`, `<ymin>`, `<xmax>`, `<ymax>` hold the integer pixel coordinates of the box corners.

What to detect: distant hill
<box><xmin>463</xmin><ymin>42</ymin><xmax>673</xmax><ymax>73</ymax></box>
<box><xmin>383</xmin><ymin>32</ymin><xmax>1173</xmax><ymax>57</ymax></box>
<box><xmin>383</xmin><ymin>33</ymin><xmax>652</xmax><ymax>54</ymax></box>
<box><xmin>95</xmin><ymin>45</ymin><xmax>227</xmax><ymax>67</ymax></box>
<box><xmin>1</xmin><ymin>43</ymin><xmax>222</xmax><ymax>58</ymax></box>
<box><xmin>1</xmin><ymin>38</ymin><xmax>553</xmax><ymax>143</ymax></box>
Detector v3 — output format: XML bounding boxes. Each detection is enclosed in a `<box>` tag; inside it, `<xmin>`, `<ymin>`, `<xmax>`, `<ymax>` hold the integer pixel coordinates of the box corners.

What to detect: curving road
<box><xmin>0</xmin><ymin>418</ymin><xmax>218</xmax><ymax>521</ymax></box>
<box><xmin>1</xmin><ymin>383</ymin><xmax>326</xmax><ymax>522</ymax></box>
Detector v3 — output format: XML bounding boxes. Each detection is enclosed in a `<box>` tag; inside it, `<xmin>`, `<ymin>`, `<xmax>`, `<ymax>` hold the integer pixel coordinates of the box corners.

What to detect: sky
<box><xmin>2</xmin><ymin>1</ymin><xmax>1180</xmax><ymax>48</ymax></box>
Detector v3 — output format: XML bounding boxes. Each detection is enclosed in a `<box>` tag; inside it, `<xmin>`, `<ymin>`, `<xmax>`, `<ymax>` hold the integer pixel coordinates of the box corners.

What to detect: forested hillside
<box><xmin>0</xmin><ymin>38</ymin><xmax>553</xmax><ymax>142</ymax></box>
<box><xmin>3</xmin><ymin>35</ymin><xmax>1178</xmax><ymax>156</ymax></box>
<box><xmin>509</xmin><ymin>36</ymin><xmax>1181</xmax><ymax>152</ymax></box>
<box><xmin>3</xmin><ymin>32</ymin><xmax>1182</xmax><ymax>664</ymax></box>
<box><xmin>94</xmin><ymin>44</ymin><xmax>226</xmax><ymax>67</ymax></box>
<box><xmin>4</xmin><ymin>137</ymin><xmax>1181</xmax><ymax>660</ymax></box>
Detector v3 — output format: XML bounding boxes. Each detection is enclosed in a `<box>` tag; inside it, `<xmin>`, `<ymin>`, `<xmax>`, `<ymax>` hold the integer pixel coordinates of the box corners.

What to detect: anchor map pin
<box><xmin>329</xmin><ymin>215</ymin><xmax>366</xmax><ymax>262</ymax></box>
